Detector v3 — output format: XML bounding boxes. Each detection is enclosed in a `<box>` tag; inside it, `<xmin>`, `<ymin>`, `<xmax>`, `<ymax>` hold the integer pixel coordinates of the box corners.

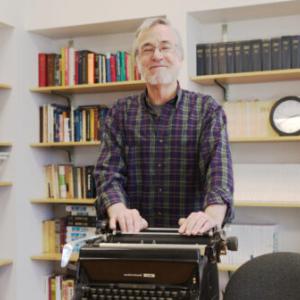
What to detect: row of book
<box><xmin>222</xmin><ymin>99</ymin><xmax>276</xmax><ymax>138</ymax></box>
<box><xmin>39</xmin><ymin>104</ymin><xmax>109</xmax><ymax>143</ymax></box>
<box><xmin>42</xmin><ymin>205</ymin><xmax>96</xmax><ymax>254</ymax></box>
<box><xmin>38</xmin><ymin>47</ymin><xmax>141</xmax><ymax>87</ymax></box>
<box><xmin>222</xmin><ymin>223</ymin><xmax>278</xmax><ymax>265</ymax></box>
<box><xmin>43</xmin><ymin>274</ymin><xmax>75</xmax><ymax>300</ymax></box>
<box><xmin>44</xmin><ymin>164</ymin><xmax>96</xmax><ymax>199</ymax></box>
<box><xmin>196</xmin><ymin>35</ymin><xmax>300</xmax><ymax>75</ymax></box>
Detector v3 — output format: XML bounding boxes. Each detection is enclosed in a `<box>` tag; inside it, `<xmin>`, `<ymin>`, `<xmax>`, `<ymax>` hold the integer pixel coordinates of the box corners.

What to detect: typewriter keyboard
<box><xmin>79</xmin><ymin>284</ymin><xmax>191</xmax><ymax>300</ymax></box>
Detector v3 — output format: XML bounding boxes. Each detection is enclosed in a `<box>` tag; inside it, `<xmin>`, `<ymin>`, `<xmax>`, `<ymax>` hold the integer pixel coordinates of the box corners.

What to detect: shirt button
<box><xmin>158</xmin><ymin>211</ymin><xmax>162</xmax><ymax>216</ymax></box>
<box><xmin>157</xmin><ymin>163</ymin><xmax>162</xmax><ymax>168</ymax></box>
<box><xmin>158</xmin><ymin>188</ymin><xmax>163</xmax><ymax>193</ymax></box>
<box><xmin>159</xmin><ymin>139</ymin><xmax>163</xmax><ymax>143</ymax></box>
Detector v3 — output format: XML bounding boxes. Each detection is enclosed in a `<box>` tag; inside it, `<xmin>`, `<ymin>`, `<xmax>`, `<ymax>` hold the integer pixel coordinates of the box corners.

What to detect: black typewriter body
<box><xmin>74</xmin><ymin>227</ymin><xmax>234</xmax><ymax>300</ymax></box>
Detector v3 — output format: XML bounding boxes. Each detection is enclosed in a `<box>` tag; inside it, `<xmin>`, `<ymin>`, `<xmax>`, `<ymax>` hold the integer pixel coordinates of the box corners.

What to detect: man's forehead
<box><xmin>138</xmin><ymin>25</ymin><xmax>177</xmax><ymax>46</ymax></box>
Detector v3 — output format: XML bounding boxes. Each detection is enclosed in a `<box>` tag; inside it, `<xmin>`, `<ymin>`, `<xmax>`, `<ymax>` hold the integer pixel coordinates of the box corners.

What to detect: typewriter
<box><xmin>69</xmin><ymin>225</ymin><xmax>237</xmax><ymax>300</ymax></box>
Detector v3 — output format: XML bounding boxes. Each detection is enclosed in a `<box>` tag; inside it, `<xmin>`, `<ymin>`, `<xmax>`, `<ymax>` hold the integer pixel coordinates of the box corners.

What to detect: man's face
<box><xmin>136</xmin><ymin>24</ymin><xmax>183</xmax><ymax>85</ymax></box>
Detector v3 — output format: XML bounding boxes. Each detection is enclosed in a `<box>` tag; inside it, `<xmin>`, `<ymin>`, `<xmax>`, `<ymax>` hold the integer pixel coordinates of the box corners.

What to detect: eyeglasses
<box><xmin>139</xmin><ymin>44</ymin><xmax>177</xmax><ymax>57</ymax></box>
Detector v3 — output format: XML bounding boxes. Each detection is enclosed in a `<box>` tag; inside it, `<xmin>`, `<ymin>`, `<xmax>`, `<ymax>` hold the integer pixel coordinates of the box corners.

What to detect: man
<box><xmin>94</xmin><ymin>17</ymin><xmax>234</xmax><ymax>235</ymax></box>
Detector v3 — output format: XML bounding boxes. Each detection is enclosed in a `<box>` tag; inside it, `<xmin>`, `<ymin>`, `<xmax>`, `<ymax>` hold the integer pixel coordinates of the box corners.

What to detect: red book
<box><xmin>38</xmin><ymin>53</ymin><xmax>47</xmax><ymax>87</ymax></box>
<box><xmin>110</xmin><ymin>54</ymin><xmax>117</xmax><ymax>82</ymax></box>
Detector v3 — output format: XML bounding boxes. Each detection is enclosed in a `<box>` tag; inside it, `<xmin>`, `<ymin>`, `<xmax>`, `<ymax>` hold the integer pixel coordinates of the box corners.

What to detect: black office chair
<box><xmin>223</xmin><ymin>252</ymin><xmax>300</xmax><ymax>300</ymax></box>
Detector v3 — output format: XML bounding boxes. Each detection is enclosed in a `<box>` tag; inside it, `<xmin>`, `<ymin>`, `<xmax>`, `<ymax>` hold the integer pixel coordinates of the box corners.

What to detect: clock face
<box><xmin>271</xmin><ymin>98</ymin><xmax>300</xmax><ymax>135</ymax></box>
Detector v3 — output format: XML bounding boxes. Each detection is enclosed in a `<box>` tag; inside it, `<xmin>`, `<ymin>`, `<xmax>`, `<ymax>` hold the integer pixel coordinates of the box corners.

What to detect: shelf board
<box><xmin>30</xmin><ymin>80</ymin><xmax>145</xmax><ymax>94</ymax></box>
<box><xmin>0</xmin><ymin>259</ymin><xmax>13</xmax><ymax>267</ymax></box>
<box><xmin>189</xmin><ymin>1</ymin><xmax>300</xmax><ymax>24</ymax></box>
<box><xmin>31</xmin><ymin>198</ymin><xmax>96</xmax><ymax>204</ymax></box>
<box><xmin>218</xmin><ymin>263</ymin><xmax>240</xmax><ymax>272</ymax></box>
<box><xmin>27</xmin><ymin>17</ymin><xmax>157</xmax><ymax>39</ymax></box>
<box><xmin>0</xmin><ymin>142</ymin><xmax>12</xmax><ymax>147</ymax></box>
<box><xmin>191</xmin><ymin>69</ymin><xmax>300</xmax><ymax>85</ymax></box>
<box><xmin>31</xmin><ymin>253</ymin><xmax>78</xmax><ymax>262</ymax></box>
<box><xmin>0</xmin><ymin>83</ymin><xmax>11</xmax><ymax>89</ymax></box>
<box><xmin>229</xmin><ymin>136</ymin><xmax>300</xmax><ymax>143</ymax></box>
<box><xmin>0</xmin><ymin>182</ymin><xmax>12</xmax><ymax>187</ymax></box>
<box><xmin>30</xmin><ymin>141</ymin><xmax>100</xmax><ymax>147</ymax></box>
<box><xmin>235</xmin><ymin>200</ymin><xmax>300</xmax><ymax>208</ymax></box>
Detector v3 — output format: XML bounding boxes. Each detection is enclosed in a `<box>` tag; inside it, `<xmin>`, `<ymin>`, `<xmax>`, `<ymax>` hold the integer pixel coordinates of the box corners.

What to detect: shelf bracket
<box><xmin>60</xmin><ymin>148</ymin><xmax>73</xmax><ymax>163</ymax></box>
<box><xmin>214</xmin><ymin>79</ymin><xmax>228</xmax><ymax>101</ymax></box>
<box><xmin>51</xmin><ymin>92</ymin><xmax>71</xmax><ymax>107</ymax></box>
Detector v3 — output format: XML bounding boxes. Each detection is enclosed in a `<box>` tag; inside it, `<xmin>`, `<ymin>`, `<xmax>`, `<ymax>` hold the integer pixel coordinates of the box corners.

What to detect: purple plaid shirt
<box><xmin>95</xmin><ymin>87</ymin><xmax>234</xmax><ymax>227</ymax></box>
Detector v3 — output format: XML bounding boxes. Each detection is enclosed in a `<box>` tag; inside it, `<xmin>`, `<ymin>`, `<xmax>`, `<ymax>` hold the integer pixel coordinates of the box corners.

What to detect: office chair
<box><xmin>223</xmin><ymin>252</ymin><xmax>300</xmax><ymax>300</ymax></box>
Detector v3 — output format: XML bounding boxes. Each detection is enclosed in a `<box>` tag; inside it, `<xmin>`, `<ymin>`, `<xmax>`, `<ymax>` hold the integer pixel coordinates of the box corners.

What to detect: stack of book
<box><xmin>44</xmin><ymin>164</ymin><xmax>96</xmax><ymax>199</ymax></box>
<box><xmin>39</xmin><ymin>104</ymin><xmax>109</xmax><ymax>143</ymax></box>
<box><xmin>196</xmin><ymin>35</ymin><xmax>300</xmax><ymax>75</ymax></box>
<box><xmin>43</xmin><ymin>274</ymin><xmax>75</xmax><ymax>300</ymax></box>
<box><xmin>38</xmin><ymin>47</ymin><xmax>141</xmax><ymax>87</ymax></box>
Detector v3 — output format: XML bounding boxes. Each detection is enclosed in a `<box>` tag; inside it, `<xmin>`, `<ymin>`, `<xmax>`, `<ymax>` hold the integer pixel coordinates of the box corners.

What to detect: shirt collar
<box><xmin>141</xmin><ymin>82</ymin><xmax>183</xmax><ymax>112</ymax></box>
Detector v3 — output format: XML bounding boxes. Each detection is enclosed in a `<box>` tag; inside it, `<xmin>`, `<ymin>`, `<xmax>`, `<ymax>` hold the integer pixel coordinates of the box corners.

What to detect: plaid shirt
<box><xmin>95</xmin><ymin>87</ymin><xmax>234</xmax><ymax>227</ymax></box>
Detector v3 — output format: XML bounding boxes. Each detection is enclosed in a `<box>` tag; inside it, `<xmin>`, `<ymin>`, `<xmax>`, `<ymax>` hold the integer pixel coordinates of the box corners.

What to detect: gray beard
<box><xmin>137</xmin><ymin>62</ymin><xmax>180</xmax><ymax>85</ymax></box>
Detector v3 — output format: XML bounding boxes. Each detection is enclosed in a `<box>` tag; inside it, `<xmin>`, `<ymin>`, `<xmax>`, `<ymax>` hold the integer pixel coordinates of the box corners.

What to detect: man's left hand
<box><xmin>178</xmin><ymin>211</ymin><xmax>217</xmax><ymax>235</ymax></box>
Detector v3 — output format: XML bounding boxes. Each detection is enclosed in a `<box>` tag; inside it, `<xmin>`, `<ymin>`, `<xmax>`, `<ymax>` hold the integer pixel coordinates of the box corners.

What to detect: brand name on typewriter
<box><xmin>123</xmin><ymin>273</ymin><xmax>156</xmax><ymax>278</ymax></box>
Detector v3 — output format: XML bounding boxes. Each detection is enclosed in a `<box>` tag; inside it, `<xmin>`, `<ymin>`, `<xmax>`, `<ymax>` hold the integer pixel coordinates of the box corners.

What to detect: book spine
<box><xmin>251</xmin><ymin>39</ymin><xmax>262</xmax><ymax>71</ymax></box>
<box><xmin>234</xmin><ymin>42</ymin><xmax>242</xmax><ymax>73</ymax></box>
<box><xmin>196</xmin><ymin>44</ymin><xmax>206</xmax><ymax>75</ymax></box>
<box><xmin>271</xmin><ymin>37</ymin><xmax>282</xmax><ymax>70</ymax></box>
<box><xmin>291</xmin><ymin>35</ymin><xmax>300</xmax><ymax>68</ymax></box>
<box><xmin>225</xmin><ymin>42</ymin><xmax>235</xmax><ymax>74</ymax></box>
<box><xmin>281</xmin><ymin>36</ymin><xmax>292</xmax><ymax>69</ymax></box>
<box><xmin>38</xmin><ymin>53</ymin><xmax>47</xmax><ymax>87</ymax></box>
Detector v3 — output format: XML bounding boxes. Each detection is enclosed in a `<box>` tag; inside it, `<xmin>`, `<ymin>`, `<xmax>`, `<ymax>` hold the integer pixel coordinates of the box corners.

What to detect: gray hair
<box><xmin>132</xmin><ymin>17</ymin><xmax>184</xmax><ymax>62</ymax></box>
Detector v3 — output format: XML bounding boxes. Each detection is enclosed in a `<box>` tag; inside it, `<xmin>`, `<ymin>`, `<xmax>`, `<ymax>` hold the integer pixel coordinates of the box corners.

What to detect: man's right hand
<box><xmin>107</xmin><ymin>202</ymin><xmax>148</xmax><ymax>233</ymax></box>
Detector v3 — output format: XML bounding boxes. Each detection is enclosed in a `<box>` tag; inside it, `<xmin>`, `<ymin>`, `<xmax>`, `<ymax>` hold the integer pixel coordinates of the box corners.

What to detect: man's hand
<box><xmin>178</xmin><ymin>205</ymin><xmax>226</xmax><ymax>235</ymax></box>
<box><xmin>107</xmin><ymin>202</ymin><xmax>148</xmax><ymax>233</ymax></box>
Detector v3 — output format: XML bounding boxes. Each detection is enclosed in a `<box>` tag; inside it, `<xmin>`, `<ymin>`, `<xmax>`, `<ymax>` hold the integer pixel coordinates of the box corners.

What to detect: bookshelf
<box><xmin>0</xmin><ymin>259</ymin><xmax>13</xmax><ymax>268</ymax></box>
<box><xmin>0</xmin><ymin>142</ymin><xmax>12</xmax><ymax>147</ymax></box>
<box><xmin>27</xmin><ymin>18</ymin><xmax>150</xmax><ymax>300</ymax></box>
<box><xmin>230</xmin><ymin>136</ymin><xmax>300</xmax><ymax>143</ymax></box>
<box><xmin>191</xmin><ymin>69</ymin><xmax>300</xmax><ymax>85</ymax></box>
<box><xmin>30</xmin><ymin>141</ymin><xmax>100</xmax><ymax>148</ymax></box>
<box><xmin>30</xmin><ymin>80</ymin><xmax>145</xmax><ymax>94</ymax></box>
<box><xmin>0</xmin><ymin>182</ymin><xmax>12</xmax><ymax>187</ymax></box>
<box><xmin>0</xmin><ymin>84</ymin><xmax>11</xmax><ymax>89</ymax></box>
<box><xmin>31</xmin><ymin>198</ymin><xmax>96</xmax><ymax>204</ymax></box>
<box><xmin>235</xmin><ymin>200</ymin><xmax>300</xmax><ymax>208</ymax></box>
<box><xmin>18</xmin><ymin>2</ymin><xmax>300</xmax><ymax>299</ymax></box>
<box><xmin>187</xmin><ymin>2</ymin><xmax>300</xmax><ymax>283</ymax></box>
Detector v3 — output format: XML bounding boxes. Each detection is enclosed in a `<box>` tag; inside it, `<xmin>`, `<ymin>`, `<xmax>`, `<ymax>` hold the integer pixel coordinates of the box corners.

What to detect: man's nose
<box><xmin>152</xmin><ymin>47</ymin><xmax>163</xmax><ymax>60</ymax></box>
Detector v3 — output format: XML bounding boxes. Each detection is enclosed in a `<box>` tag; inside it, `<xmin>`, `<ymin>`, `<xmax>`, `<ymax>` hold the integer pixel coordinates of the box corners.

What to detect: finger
<box><xmin>185</xmin><ymin>216</ymin><xmax>200</xmax><ymax>235</ymax></box>
<box><xmin>191</xmin><ymin>218</ymin><xmax>208</xmax><ymax>235</ymax></box>
<box><xmin>109</xmin><ymin>216</ymin><xmax>117</xmax><ymax>230</ymax></box>
<box><xmin>141</xmin><ymin>218</ymin><xmax>148</xmax><ymax>230</ymax></box>
<box><xmin>125</xmin><ymin>214</ymin><xmax>134</xmax><ymax>233</ymax></box>
<box><xmin>131</xmin><ymin>210</ymin><xmax>141</xmax><ymax>233</ymax></box>
<box><xmin>118</xmin><ymin>215</ymin><xmax>127</xmax><ymax>232</ymax></box>
<box><xmin>178</xmin><ymin>220</ymin><xmax>187</xmax><ymax>234</ymax></box>
<box><xmin>198</xmin><ymin>220</ymin><xmax>211</xmax><ymax>234</ymax></box>
<box><xmin>178</xmin><ymin>218</ymin><xmax>186</xmax><ymax>226</ymax></box>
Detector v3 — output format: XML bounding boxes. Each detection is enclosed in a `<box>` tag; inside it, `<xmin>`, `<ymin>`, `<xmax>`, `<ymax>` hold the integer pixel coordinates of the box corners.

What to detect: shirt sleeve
<box><xmin>94</xmin><ymin>101</ymin><xmax>128</xmax><ymax>218</ymax></box>
<box><xmin>199</xmin><ymin>97</ymin><xmax>234</xmax><ymax>224</ymax></box>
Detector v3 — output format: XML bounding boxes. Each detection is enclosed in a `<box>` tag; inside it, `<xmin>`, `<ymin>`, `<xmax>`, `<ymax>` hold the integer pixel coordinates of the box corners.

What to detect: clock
<box><xmin>269</xmin><ymin>96</ymin><xmax>300</xmax><ymax>136</ymax></box>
